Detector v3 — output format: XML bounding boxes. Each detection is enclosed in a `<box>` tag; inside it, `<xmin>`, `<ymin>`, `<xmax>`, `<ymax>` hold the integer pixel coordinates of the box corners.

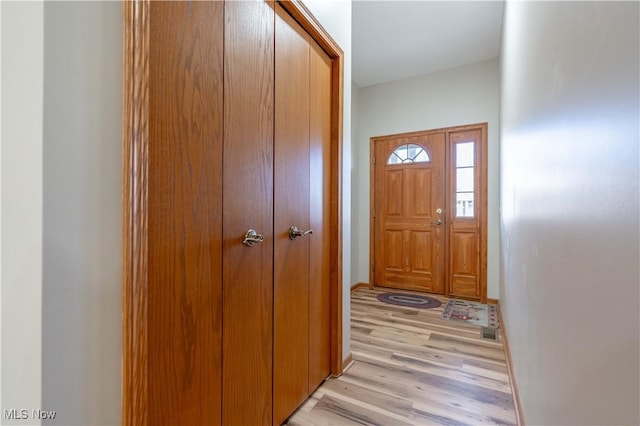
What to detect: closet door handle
<box><xmin>242</xmin><ymin>229</ymin><xmax>264</xmax><ymax>247</ymax></box>
<box><xmin>289</xmin><ymin>226</ymin><xmax>313</xmax><ymax>240</ymax></box>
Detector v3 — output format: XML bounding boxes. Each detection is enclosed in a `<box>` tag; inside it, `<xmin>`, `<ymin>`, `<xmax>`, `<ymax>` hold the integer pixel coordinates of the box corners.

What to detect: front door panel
<box><xmin>374</xmin><ymin>134</ymin><xmax>446</xmax><ymax>293</ymax></box>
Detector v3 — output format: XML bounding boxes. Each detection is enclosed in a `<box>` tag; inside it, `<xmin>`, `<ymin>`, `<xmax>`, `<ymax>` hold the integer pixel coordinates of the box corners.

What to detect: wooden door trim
<box><xmin>369</xmin><ymin>140</ymin><xmax>375</xmax><ymax>291</ymax></box>
<box><xmin>122</xmin><ymin>1</ymin><xmax>149</xmax><ymax>424</ymax></box>
<box><xmin>479</xmin><ymin>125</ymin><xmax>488</xmax><ymax>303</ymax></box>
<box><xmin>369</xmin><ymin>123</ymin><xmax>488</xmax><ymax>303</ymax></box>
<box><xmin>122</xmin><ymin>1</ymin><xmax>344</xmax><ymax>424</ymax></box>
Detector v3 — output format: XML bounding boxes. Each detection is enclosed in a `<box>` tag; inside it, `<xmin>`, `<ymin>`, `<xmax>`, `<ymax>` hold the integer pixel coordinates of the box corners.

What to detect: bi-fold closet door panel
<box><xmin>307</xmin><ymin>25</ymin><xmax>333</xmax><ymax>396</ymax></box>
<box><xmin>148</xmin><ymin>2</ymin><xmax>224</xmax><ymax>424</ymax></box>
<box><xmin>274</xmin><ymin>6</ymin><xmax>311</xmax><ymax>425</ymax></box>
<box><xmin>149</xmin><ymin>1</ymin><xmax>276</xmax><ymax>424</ymax></box>
<box><xmin>274</xmin><ymin>5</ymin><xmax>332</xmax><ymax>425</ymax></box>
<box><xmin>146</xmin><ymin>1</ymin><xmax>330</xmax><ymax>425</ymax></box>
<box><xmin>223</xmin><ymin>1</ymin><xmax>275</xmax><ymax>425</ymax></box>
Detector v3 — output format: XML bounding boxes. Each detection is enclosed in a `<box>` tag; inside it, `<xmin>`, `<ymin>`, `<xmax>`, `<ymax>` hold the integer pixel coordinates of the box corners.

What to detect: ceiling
<box><xmin>352</xmin><ymin>1</ymin><xmax>505</xmax><ymax>88</ymax></box>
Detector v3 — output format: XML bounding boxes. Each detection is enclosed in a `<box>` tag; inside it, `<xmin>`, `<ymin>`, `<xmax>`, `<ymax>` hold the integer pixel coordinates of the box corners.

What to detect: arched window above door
<box><xmin>387</xmin><ymin>143</ymin><xmax>430</xmax><ymax>164</ymax></box>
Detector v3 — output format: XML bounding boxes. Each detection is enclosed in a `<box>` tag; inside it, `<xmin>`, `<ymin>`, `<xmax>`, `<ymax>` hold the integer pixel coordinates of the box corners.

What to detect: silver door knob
<box><xmin>289</xmin><ymin>226</ymin><xmax>313</xmax><ymax>240</ymax></box>
<box><xmin>436</xmin><ymin>208</ymin><xmax>443</xmax><ymax>214</ymax></box>
<box><xmin>242</xmin><ymin>229</ymin><xmax>264</xmax><ymax>247</ymax></box>
<box><xmin>433</xmin><ymin>219</ymin><xmax>442</xmax><ymax>225</ymax></box>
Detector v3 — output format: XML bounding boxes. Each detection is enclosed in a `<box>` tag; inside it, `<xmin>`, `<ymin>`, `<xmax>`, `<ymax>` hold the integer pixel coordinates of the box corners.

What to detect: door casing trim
<box><xmin>369</xmin><ymin>123</ymin><xmax>488</xmax><ymax>303</ymax></box>
<box><xmin>122</xmin><ymin>1</ymin><xmax>344</xmax><ymax>424</ymax></box>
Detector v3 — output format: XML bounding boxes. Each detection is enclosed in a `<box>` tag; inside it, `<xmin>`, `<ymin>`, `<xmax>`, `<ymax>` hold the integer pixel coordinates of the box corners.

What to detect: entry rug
<box><xmin>441</xmin><ymin>299</ymin><xmax>498</xmax><ymax>328</ymax></box>
<box><xmin>376</xmin><ymin>292</ymin><xmax>442</xmax><ymax>309</ymax></box>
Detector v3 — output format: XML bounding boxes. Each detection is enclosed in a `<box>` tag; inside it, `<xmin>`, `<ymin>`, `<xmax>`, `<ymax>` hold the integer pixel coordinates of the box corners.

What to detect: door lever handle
<box><xmin>432</xmin><ymin>219</ymin><xmax>442</xmax><ymax>225</ymax></box>
<box><xmin>289</xmin><ymin>226</ymin><xmax>313</xmax><ymax>240</ymax></box>
<box><xmin>242</xmin><ymin>229</ymin><xmax>264</xmax><ymax>247</ymax></box>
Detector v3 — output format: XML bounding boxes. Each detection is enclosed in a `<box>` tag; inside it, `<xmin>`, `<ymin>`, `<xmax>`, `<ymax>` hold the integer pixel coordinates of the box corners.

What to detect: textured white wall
<box><xmin>1</xmin><ymin>2</ymin><xmax>44</xmax><ymax>424</ymax></box>
<box><xmin>352</xmin><ymin>59</ymin><xmax>501</xmax><ymax>298</ymax></box>
<box><xmin>500</xmin><ymin>2</ymin><xmax>639</xmax><ymax>424</ymax></box>
<box><xmin>304</xmin><ymin>0</ymin><xmax>353</xmax><ymax>360</ymax></box>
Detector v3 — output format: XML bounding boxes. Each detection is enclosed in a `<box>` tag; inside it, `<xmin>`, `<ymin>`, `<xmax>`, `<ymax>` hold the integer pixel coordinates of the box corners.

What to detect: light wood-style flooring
<box><xmin>287</xmin><ymin>288</ymin><xmax>517</xmax><ymax>426</ymax></box>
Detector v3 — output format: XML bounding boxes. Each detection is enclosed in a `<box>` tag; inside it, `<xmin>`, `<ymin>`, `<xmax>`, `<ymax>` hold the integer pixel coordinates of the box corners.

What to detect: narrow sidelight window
<box><xmin>455</xmin><ymin>142</ymin><xmax>475</xmax><ymax>217</ymax></box>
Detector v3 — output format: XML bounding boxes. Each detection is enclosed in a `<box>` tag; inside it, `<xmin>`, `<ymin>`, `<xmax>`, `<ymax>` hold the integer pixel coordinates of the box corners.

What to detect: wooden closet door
<box><xmin>274</xmin><ymin>6</ymin><xmax>333</xmax><ymax>422</ymax></box>
<box><xmin>308</xmin><ymin>39</ymin><xmax>332</xmax><ymax>391</ymax></box>
<box><xmin>274</xmin><ymin>5</ymin><xmax>311</xmax><ymax>425</ymax></box>
<box><xmin>148</xmin><ymin>2</ymin><xmax>223</xmax><ymax>424</ymax></box>
<box><xmin>223</xmin><ymin>1</ymin><xmax>275</xmax><ymax>425</ymax></box>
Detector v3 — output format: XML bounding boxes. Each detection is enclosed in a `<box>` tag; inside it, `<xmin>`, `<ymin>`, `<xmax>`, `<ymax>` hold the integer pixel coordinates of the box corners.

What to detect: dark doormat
<box><xmin>376</xmin><ymin>292</ymin><xmax>442</xmax><ymax>309</ymax></box>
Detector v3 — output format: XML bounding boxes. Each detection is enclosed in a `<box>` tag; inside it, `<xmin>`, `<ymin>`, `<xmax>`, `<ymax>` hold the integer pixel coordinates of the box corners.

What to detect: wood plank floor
<box><xmin>287</xmin><ymin>288</ymin><xmax>517</xmax><ymax>426</ymax></box>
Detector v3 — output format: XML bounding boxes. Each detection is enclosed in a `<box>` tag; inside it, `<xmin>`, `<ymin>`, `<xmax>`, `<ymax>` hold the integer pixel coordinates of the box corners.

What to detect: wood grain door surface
<box><xmin>373</xmin><ymin>134</ymin><xmax>446</xmax><ymax>293</ymax></box>
<box><xmin>307</xmin><ymin>29</ymin><xmax>332</xmax><ymax>395</ymax></box>
<box><xmin>222</xmin><ymin>1</ymin><xmax>275</xmax><ymax>425</ymax></box>
<box><xmin>148</xmin><ymin>2</ymin><xmax>224</xmax><ymax>424</ymax></box>
<box><xmin>143</xmin><ymin>2</ymin><xmax>333</xmax><ymax>425</ymax></box>
<box><xmin>447</xmin><ymin>129</ymin><xmax>484</xmax><ymax>300</ymax></box>
<box><xmin>274</xmin><ymin>6</ymin><xmax>311</xmax><ymax>425</ymax></box>
<box><xmin>274</xmin><ymin>5</ymin><xmax>332</xmax><ymax>424</ymax></box>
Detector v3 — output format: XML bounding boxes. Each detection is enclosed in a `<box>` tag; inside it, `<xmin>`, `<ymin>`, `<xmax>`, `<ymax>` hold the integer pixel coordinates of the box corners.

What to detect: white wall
<box><xmin>1</xmin><ymin>2</ymin><xmax>44</xmax><ymax>424</ymax></box>
<box><xmin>352</xmin><ymin>59</ymin><xmax>501</xmax><ymax>298</ymax></box>
<box><xmin>304</xmin><ymin>0</ymin><xmax>353</xmax><ymax>360</ymax></box>
<box><xmin>0</xmin><ymin>1</ymin><xmax>2</xmax><ymax>413</ymax></box>
<box><xmin>351</xmin><ymin>81</ymin><xmax>360</xmax><ymax>287</ymax></box>
<box><xmin>500</xmin><ymin>2</ymin><xmax>639</xmax><ymax>424</ymax></box>
<box><xmin>41</xmin><ymin>2</ymin><xmax>123</xmax><ymax>425</ymax></box>
<box><xmin>1</xmin><ymin>2</ymin><xmax>123</xmax><ymax>425</ymax></box>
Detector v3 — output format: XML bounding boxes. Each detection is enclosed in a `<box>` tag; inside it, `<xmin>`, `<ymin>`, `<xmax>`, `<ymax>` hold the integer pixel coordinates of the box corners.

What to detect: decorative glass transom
<box><xmin>387</xmin><ymin>144</ymin><xmax>430</xmax><ymax>165</ymax></box>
